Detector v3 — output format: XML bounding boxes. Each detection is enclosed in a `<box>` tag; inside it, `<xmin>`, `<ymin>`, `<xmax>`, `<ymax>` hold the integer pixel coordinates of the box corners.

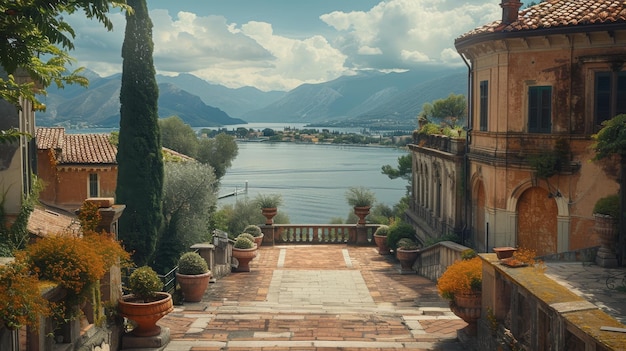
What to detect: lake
<box><xmin>218</xmin><ymin>142</ymin><xmax>409</xmax><ymax>224</ymax></box>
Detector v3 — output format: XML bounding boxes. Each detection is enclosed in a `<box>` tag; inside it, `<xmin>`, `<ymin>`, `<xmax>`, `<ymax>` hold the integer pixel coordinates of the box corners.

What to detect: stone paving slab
<box><xmin>159</xmin><ymin>245</ymin><xmax>466</xmax><ymax>350</ymax></box>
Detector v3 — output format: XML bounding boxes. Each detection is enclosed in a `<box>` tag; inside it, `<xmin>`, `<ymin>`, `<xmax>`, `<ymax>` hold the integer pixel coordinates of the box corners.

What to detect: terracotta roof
<box><xmin>457</xmin><ymin>0</ymin><xmax>626</xmax><ymax>41</ymax></box>
<box><xmin>35</xmin><ymin>127</ymin><xmax>65</xmax><ymax>149</ymax></box>
<box><xmin>162</xmin><ymin>147</ymin><xmax>196</xmax><ymax>162</ymax></box>
<box><xmin>59</xmin><ymin>134</ymin><xmax>117</xmax><ymax>164</ymax></box>
<box><xmin>27</xmin><ymin>206</ymin><xmax>81</xmax><ymax>238</ymax></box>
<box><xmin>36</xmin><ymin>127</ymin><xmax>117</xmax><ymax>165</ymax></box>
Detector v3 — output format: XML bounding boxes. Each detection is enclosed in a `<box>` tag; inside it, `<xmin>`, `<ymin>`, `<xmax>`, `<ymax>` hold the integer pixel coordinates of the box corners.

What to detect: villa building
<box><xmin>408</xmin><ymin>0</ymin><xmax>626</xmax><ymax>258</ymax></box>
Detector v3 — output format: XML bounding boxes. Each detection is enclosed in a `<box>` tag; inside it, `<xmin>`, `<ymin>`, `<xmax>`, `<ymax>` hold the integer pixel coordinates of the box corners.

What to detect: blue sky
<box><xmin>67</xmin><ymin>0</ymin><xmax>500</xmax><ymax>91</ymax></box>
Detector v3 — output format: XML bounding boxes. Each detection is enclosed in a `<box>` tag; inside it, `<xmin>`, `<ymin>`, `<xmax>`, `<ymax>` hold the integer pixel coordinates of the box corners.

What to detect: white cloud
<box><xmin>65</xmin><ymin>0</ymin><xmax>499</xmax><ymax>91</ymax></box>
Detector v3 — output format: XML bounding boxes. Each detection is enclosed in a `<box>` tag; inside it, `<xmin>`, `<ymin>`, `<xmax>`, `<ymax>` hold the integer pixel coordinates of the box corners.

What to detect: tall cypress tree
<box><xmin>116</xmin><ymin>0</ymin><xmax>163</xmax><ymax>266</ymax></box>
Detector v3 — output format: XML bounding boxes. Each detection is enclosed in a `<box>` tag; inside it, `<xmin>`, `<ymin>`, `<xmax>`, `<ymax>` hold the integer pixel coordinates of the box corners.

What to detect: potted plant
<box><xmin>386</xmin><ymin>220</ymin><xmax>416</xmax><ymax>253</ymax></box>
<box><xmin>254</xmin><ymin>193</ymin><xmax>283</xmax><ymax>225</ymax></box>
<box><xmin>373</xmin><ymin>225</ymin><xmax>390</xmax><ymax>255</ymax></box>
<box><xmin>237</xmin><ymin>233</ymin><xmax>257</xmax><ymax>246</ymax></box>
<box><xmin>437</xmin><ymin>255</ymin><xmax>482</xmax><ymax>335</ymax></box>
<box><xmin>118</xmin><ymin>266</ymin><xmax>173</xmax><ymax>337</ymax></box>
<box><xmin>231</xmin><ymin>236</ymin><xmax>257</xmax><ymax>272</ymax></box>
<box><xmin>175</xmin><ymin>252</ymin><xmax>211</xmax><ymax>303</ymax></box>
<box><xmin>593</xmin><ymin>194</ymin><xmax>620</xmax><ymax>267</ymax></box>
<box><xmin>345</xmin><ymin>186</ymin><xmax>376</xmax><ymax>225</ymax></box>
<box><xmin>243</xmin><ymin>224</ymin><xmax>264</xmax><ymax>246</ymax></box>
<box><xmin>396</xmin><ymin>238</ymin><xmax>420</xmax><ymax>274</ymax></box>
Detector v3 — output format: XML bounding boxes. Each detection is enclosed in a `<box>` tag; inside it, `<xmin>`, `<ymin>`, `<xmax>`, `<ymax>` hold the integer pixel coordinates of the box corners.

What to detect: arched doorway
<box><xmin>517</xmin><ymin>187</ymin><xmax>558</xmax><ymax>256</ymax></box>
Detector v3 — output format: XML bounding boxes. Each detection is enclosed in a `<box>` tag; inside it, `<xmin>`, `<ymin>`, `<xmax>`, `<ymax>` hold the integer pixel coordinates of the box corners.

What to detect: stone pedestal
<box><xmin>121</xmin><ymin>327</ymin><xmax>170</xmax><ymax>350</ymax></box>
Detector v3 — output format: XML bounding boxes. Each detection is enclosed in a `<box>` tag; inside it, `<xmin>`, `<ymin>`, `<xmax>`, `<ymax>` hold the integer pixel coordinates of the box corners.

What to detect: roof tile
<box><xmin>458</xmin><ymin>0</ymin><xmax>626</xmax><ymax>40</ymax></box>
<box><xmin>36</xmin><ymin>127</ymin><xmax>117</xmax><ymax>165</ymax></box>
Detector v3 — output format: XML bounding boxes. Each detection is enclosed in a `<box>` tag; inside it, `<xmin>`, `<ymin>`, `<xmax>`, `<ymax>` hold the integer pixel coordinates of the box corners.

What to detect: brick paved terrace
<box><xmin>159</xmin><ymin>245</ymin><xmax>469</xmax><ymax>351</ymax></box>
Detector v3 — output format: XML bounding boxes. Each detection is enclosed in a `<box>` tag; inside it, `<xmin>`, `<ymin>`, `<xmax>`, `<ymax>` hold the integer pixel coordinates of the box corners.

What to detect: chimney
<box><xmin>500</xmin><ymin>0</ymin><xmax>523</xmax><ymax>24</ymax></box>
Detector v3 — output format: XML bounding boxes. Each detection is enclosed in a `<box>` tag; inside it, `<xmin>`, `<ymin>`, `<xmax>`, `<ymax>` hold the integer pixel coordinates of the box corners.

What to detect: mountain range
<box><xmin>36</xmin><ymin>67</ymin><xmax>467</xmax><ymax>130</ymax></box>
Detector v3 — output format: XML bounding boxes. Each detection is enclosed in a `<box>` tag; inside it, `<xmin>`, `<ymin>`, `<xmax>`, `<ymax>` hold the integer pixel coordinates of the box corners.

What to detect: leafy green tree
<box><xmin>116</xmin><ymin>0</ymin><xmax>163</xmax><ymax>266</ymax></box>
<box><xmin>593</xmin><ymin>113</ymin><xmax>626</xmax><ymax>261</ymax></box>
<box><xmin>0</xmin><ymin>0</ymin><xmax>129</xmax><ymax>107</ymax></box>
<box><xmin>152</xmin><ymin>162</ymin><xmax>217</xmax><ymax>273</ymax></box>
<box><xmin>382</xmin><ymin>154</ymin><xmax>412</xmax><ymax>182</ymax></box>
<box><xmin>196</xmin><ymin>133</ymin><xmax>238</xmax><ymax>179</ymax></box>
<box><xmin>419</xmin><ymin>93</ymin><xmax>467</xmax><ymax>123</ymax></box>
<box><xmin>159</xmin><ymin>116</ymin><xmax>199</xmax><ymax>157</ymax></box>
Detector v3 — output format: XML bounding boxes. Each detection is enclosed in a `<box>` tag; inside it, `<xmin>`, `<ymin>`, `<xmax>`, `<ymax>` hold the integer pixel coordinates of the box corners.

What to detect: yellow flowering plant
<box><xmin>437</xmin><ymin>256</ymin><xmax>482</xmax><ymax>300</ymax></box>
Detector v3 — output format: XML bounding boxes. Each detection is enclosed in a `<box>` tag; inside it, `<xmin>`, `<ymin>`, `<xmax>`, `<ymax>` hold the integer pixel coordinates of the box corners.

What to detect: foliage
<box><xmin>254</xmin><ymin>193</ymin><xmax>283</xmax><ymax>208</ymax></box>
<box><xmin>593</xmin><ymin>194</ymin><xmax>620</xmax><ymax>218</ymax></box>
<box><xmin>0</xmin><ymin>255</ymin><xmax>51</xmax><ymax>329</ymax></box>
<box><xmin>512</xmin><ymin>247</ymin><xmax>544</xmax><ymax>270</ymax></box>
<box><xmin>368</xmin><ymin>204</ymin><xmax>394</xmax><ymax>225</ymax></box>
<box><xmin>437</xmin><ymin>257</ymin><xmax>482</xmax><ymax>300</ymax></box>
<box><xmin>153</xmin><ymin>161</ymin><xmax>217</xmax><ymax>273</ymax></box>
<box><xmin>461</xmin><ymin>249</ymin><xmax>477</xmax><ymax>260</ymax></box>
<box><xmin>0</xmin><ymin>0</ymin><xmax>130</xmax><ymax>108</ymax></box>
<box><xmin>345</xmin><ymin>186</ymin><xmax>376</xmax><ymax>207</ymax></box>
<box><xmin>0</xmin><ymin>128</ymin><xmax>31</xmax><ymax>144</ymax></box>
<box><xmin>116</xmin><ymin>0</ymin><xmax>163</xmax><ymax>267</ymax></box>
<box><xmin>397</xmin><ymin>238</ymin><xmax>419</xmax><ymax>250</ymax></box>
<box><xmin>237</xmin><ymin>233</ymin><xmax>256</xmax><ymax>243</ymax></box>
<box><xmin>381</xmin><ymin>153</ymin><xmax>412</xmax><ymax>182</ymax></box>
<box><xmin>0</xmin><ymin>175</ymin><xmax>43</xmax><ymax>254</ymax></box>
<box><xmin>128</xmin><ymin>266</ymin><xmax>163</xmax><ymax>302</ymax></box>
<box><xmin>374</xmin><ymin>225</ymin><xmax>390</xmax><ymax>236</ymax></box>
<box><xmin>386</xmin><ymin>220</ymin><xmax>416</xmax><ymax>251</ymax></box>
<box><xmin>593</xmin><ymin>114</ymin><xmax>626</xmax><ymax>160</ymax></box>
<box><xmin>419</xmin><ymin>93</ymin><xmax>467</xmax><ymax>124</ymax></box>
<box><xmin>243</xmin><ymin>225</ymin><xmax>263</xmax><ymax>237</ymax></box>
<box><xmin>177</xmin><ymin>252</ymin><xmax>209</xmax><ymax>275</ymax></box>
<box><xmin>159</xmin><ymin>116</ymin><xmax>199</xmax><ymax>157</ymax></box>
<box><xmin>233</xmin><ymin>236</ymin><xmax>255</xmax><ymax>249</ymax></box>
<box><xmin>196</xmin><ymin>133</ymin><xmax>239</xmax><ymax>179</ymax></box>
<box><xmin>78</xmin><ymin>201</ymin><xmax>102</xmax><ymax>232</ymax></box>
<box><xmin>215</xmin><ymin>198</ymin><xmax>290</xmax><ymax>238</ymax></box>
<box><xmin>417</xmin><ymin>122</ymin><xmax>441</xmax><ymax>135</ymax></box>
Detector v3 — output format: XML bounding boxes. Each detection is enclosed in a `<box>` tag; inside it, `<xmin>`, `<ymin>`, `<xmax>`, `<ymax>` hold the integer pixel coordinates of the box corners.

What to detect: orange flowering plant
<box><xmin>437</xmin><ymin>256</ymin><xmax>482</xmax><ymax>300</ymax></box>
<box><xmin>0</xmin><ymin>253</ymin><xmax>51</xmax><ymax>329</ymax></box>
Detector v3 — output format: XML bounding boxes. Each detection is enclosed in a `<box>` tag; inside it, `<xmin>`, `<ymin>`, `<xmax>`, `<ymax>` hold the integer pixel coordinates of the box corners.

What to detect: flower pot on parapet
<box><xmin>493</xmin><ymin>247</ymin><xmax>517</xmax><ymax>260</ymax></box>
<box><xmin>255</xmin><ymin>193</ymin><xmax>283</xmax><ymax>225</ymax></box>
<box><xmin>353</xmin><ymin>206</ymin><xmax>371</xmax><ymax>225</ymax></box>
<box><xmin>176</xmin><ymin>252</ymin><xmax>211</xmax><ymax>303</ymax></box>
<box><xmin>345</xmin><ymin>187</ymin><xmax>376</xmax><ymax>225</ymax></box>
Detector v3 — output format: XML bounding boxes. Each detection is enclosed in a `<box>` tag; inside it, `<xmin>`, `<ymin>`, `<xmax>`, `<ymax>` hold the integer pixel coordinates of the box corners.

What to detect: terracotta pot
<box><xmin>118</xmin><ymin>292</ymin><xmax>173</xmax><ymax>337</ymax></box>
<box><xmin>176</xmin><ymin>271</ymin><xmax>211</xmax><ymax>303</ymax></box>
<box><xmin>450</xmin><ymin>292</ymin><xmax>481</xmax><ymax>336</ymax></box>
<box><xmin>353</xmin><ymin>206</ymin><xmax>371</xmax><ymax>225</ymax></box>
<box><xmin>396</xmin><ymin>248</ymin><xmax>419</xmax><ymax>273</ymax></box>
<box><xmin>594</xmin><ymin>213</ymin><xmax>619</xmax><ymax>267</ymax></box>
<box><xmin>253</xmin><ymin>234</ymin><xmax>264</xmax><ymax>247</ymax></box>
<box><xmin>493</xmin><ymin>247</ymin><xmax>517</xmax><ymax>260</ymax></box>
<box><xmin>261</xmin><ymin>207</ymin><xmax>277</xmax><ymax>225</ymax></box>
<box><xmin>373</xmin><ymin>234</ymin><xmax>391</xmax><ymax>255</ymax></box>
<box><xmin>232</xmin><ymin>247</ymin><xmax>258</xmax><ymax>272</ymax></box>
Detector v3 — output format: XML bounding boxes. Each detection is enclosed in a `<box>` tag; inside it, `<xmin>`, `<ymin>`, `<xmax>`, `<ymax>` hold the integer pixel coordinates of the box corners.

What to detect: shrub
<box><xmin>234</xmin><ymin>237</ymin><xmax>255</xmax><ymax>249</ymax></box>
<box><xmin>397</xmin><ymin>238</ymin><xmax>419</xmax><ymax>250</ymax></box>
<box><xmin>177</xmin><ymin>252</ymin><xmax>209</xmax><ymax>275</ymax></box>
<box><xmin>128</xmin><ymin>266</ymin><xmax>163</xmax><ymax>302</ymax></box>
<box><xmin>386</xmin><ymin>221</ymin><xmax>416</xmax><ymax>251</ymax></box>
<box><xmin>593</xmin><ymin>194</ymin><xmax>620</xmax><ymax>218</ymax></box>
<box><xmin>437</xmin><ymin>257</ymin><xmax>482</xmax><ymax>300</ymax></box>
<box><xmin>243</xmin><ymin>224</ymin><xmax>263</xmax><ymax>237</ymax></box>
<box><xmin>374</xmin><ymin>225</ymin><xmax>389</xmax><ymax>236</ymax></box>
<box><xmin>237</xmin><ymin>233</ymin><xmax>256</xmax><ymax>243</ymax></box>
<box><xmin>461</xmin><ymin>249</ymin><xmax>477</xmax><ymax>260</ymax></box>
<box><xmin>254</xmin><ymin>193</ymin><xmax>283</xmax><ymax>208</ymax></box>
<box><xmin>345</xmin><ymin>186</ymin><xmax>376</xmax><ymax>207</ymax></box>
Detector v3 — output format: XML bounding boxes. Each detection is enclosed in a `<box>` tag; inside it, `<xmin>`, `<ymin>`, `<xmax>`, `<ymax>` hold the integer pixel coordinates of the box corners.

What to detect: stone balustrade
<box><xmin>260</xmin><ymin>223</ymin><xmax>380</xmax><ymax>246</ymax></box>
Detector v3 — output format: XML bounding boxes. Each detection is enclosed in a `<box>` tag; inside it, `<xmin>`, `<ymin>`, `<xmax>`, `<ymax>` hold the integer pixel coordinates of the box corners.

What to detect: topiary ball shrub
<box><xmin>374</xmin><ymin>225</ymin><xmax>389</xmax><ymax>236</ymax></box>
<box><xmin>593</xmin><ymin>194</ymin><xmax>620</xmax><ymax>218</ymax></box>
<box><xmin>128</xmin><ymin>266</ymin><xmax>163</xmax><ymax>302</ymax></box>
<box><xmin>386</xmin><ymin>221</ymin><xmax>416</xmax><ymax>251</ymax></box>
<box><xmin>237</xmin><ymin>233</ymin><xmax>256</xmax><ymax>243</ymax></box>
<box><xmin>234</xmin><ymin>237</ymin><xmax>255</xmax><ymax>249</ymax></box>
<box><xmin>177</xmin><ymin>252</ymin><xmax>209</xmax><ymax>275</ymax></box>
<box><xmin>243</xmin><ymin>224</ymin><xmax>263</xmax><ymax>237</ymax></box>
<box><xmin>397</xmin><ymin>238</ymin><xmax>419</xmax><ymax>250</ymax></box>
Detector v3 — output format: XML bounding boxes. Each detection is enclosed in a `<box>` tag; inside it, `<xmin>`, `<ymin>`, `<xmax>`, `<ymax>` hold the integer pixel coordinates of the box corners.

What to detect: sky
<box><xmin>67</xmin><ymin>0</ymin><xmax>502</xmax><ymax>92</ymax></box>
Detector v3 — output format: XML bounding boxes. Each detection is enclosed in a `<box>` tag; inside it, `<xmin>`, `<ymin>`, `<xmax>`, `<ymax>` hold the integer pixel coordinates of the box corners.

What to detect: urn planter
<box><xmin>396</xmin><ymin>248</ymin><xmax>419</xmax><ymax>274</ymax></box>
<box><xmin>261</xmin><ymin>207</ymin><xmax>277</xmax><ymax>225</ymax></box>
<box><xmin>176</xmin><ymin>271</ymin><xmax>212</xmax><ymax>302</ymax></box>
<box><xmin>594</xmin><ymin>213</ymin><xmax>618</xmax><ymax>267</ymax></box>
<box><xmin>232</xmin><ymin>247</ymin><xmax>258</xmax><ymax>272</ymax></box>
<box><xmin>493</xmin><ymin>247</ymin><xmax>517</xmax><ymax>260</ymax></box>
<box><xmin>118</xmin><ymin>292</ymin><xmax>174</xmax><ymax>337</ymax></box>
<box><xmin>373</xmin><ymin>234</ymin><xmax>390</xmax><ymax>255</ymax></box>
<box><xmin>353</xmin><ymin>206</ymin><xmax>371</xmax><ymax>225</ymax></box>
<box><xmin>450</xmin><ymin>292</ymin><xmax>481</xmax><ymax>336</ymax></box>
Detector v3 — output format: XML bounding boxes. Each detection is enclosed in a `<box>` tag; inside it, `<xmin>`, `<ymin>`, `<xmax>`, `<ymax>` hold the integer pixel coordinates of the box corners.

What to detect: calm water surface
<box><xmin>218</xmin><ymin>142</ymin><xmax>408</xmax><ymax>224</ymax></box>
